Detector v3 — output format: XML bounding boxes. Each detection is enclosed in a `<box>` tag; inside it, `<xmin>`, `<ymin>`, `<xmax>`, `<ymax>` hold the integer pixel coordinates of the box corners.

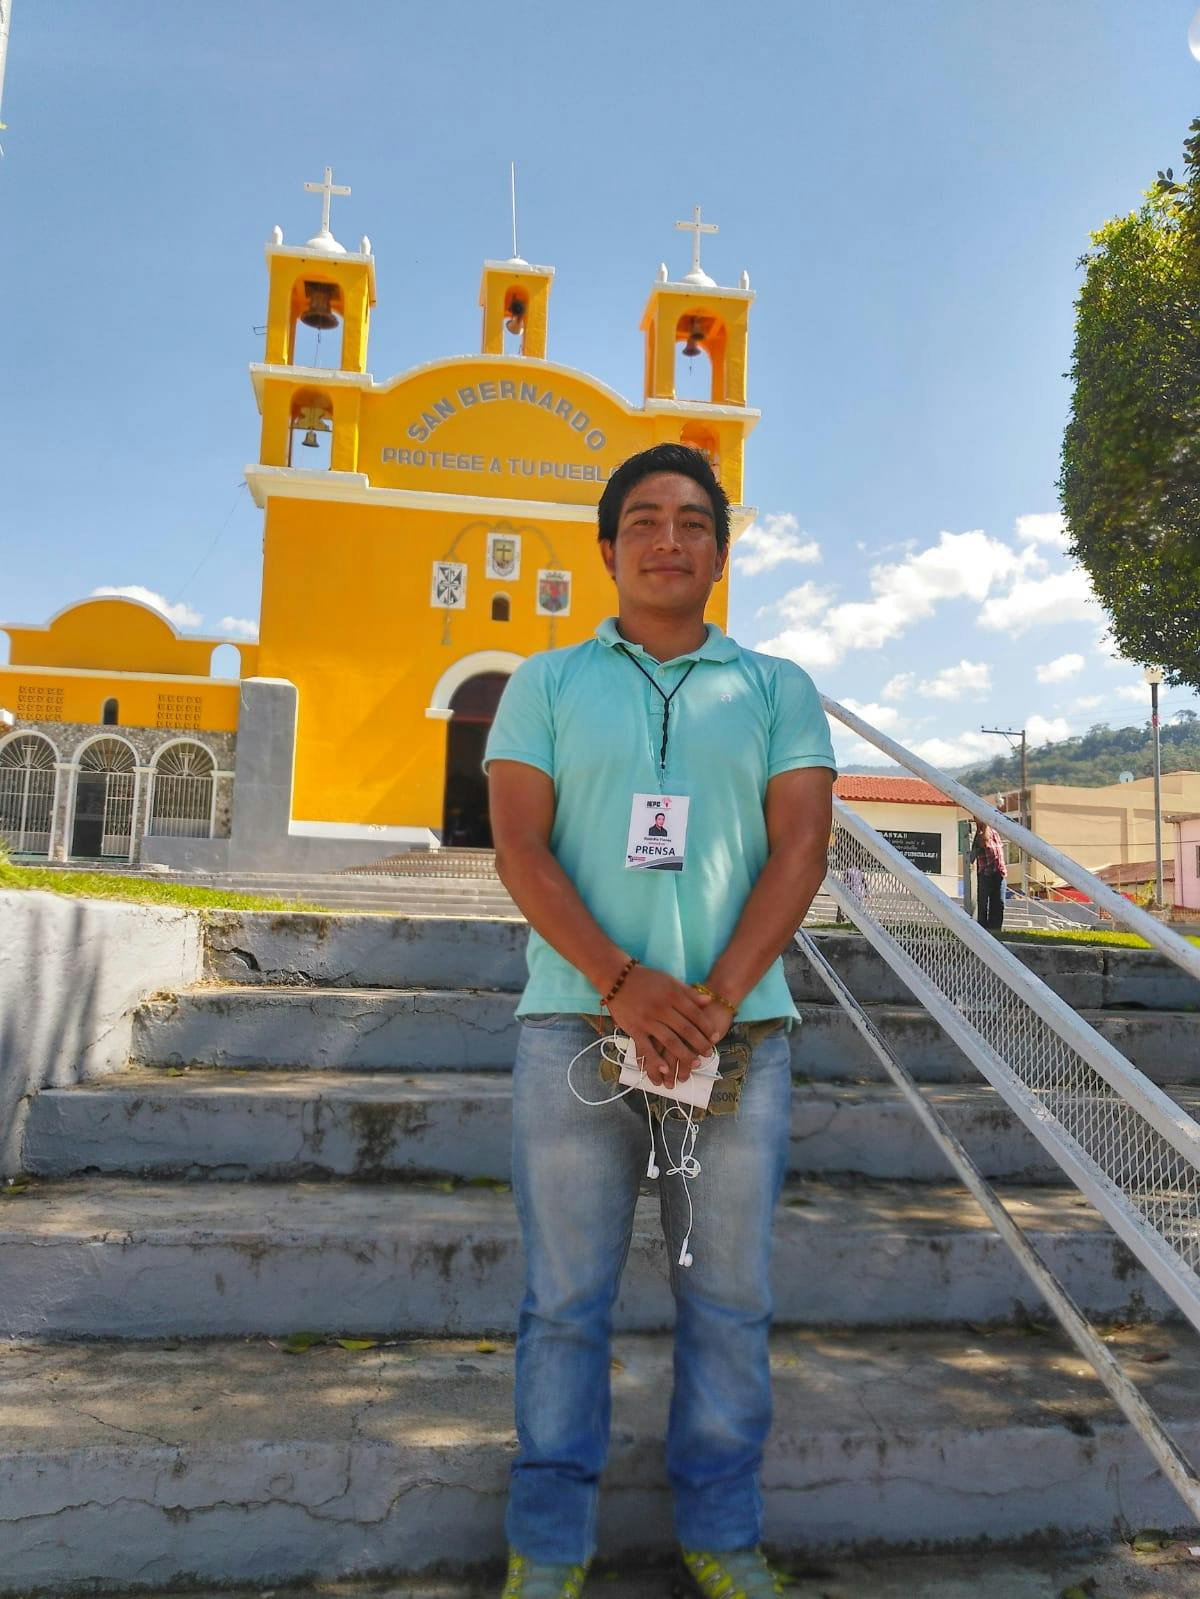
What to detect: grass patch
<box><xmin>0</xmin><ymin>862</ymin><xmax>332</xmax><ymax>914</ymax></box>
<box><xmin>999</xmin><ymin>924</ymin><xmax>1200</xmax><ymax>951</ymax></box>
<box><xmin>805</xmin><ymin>915</ymin><xmax>1198</xmax><ymax>952</ymax></box>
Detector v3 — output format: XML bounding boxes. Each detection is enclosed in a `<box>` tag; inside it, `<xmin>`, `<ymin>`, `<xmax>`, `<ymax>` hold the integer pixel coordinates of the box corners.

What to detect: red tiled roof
<box><xmin>834</xmin><ymin>775</ymin><xmax>958</xmax><ymax>807</ymax></box>
<box><xmin>1092</xmin><ymin>858</ymin><xmax>1175</xmax><ymax>887</ymax></box>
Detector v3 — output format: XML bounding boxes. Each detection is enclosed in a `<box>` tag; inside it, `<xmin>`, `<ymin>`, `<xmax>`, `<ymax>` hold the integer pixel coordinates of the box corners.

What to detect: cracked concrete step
<box><xmin>131</xmin><ymin>985</ymin><xmax>1200</xmax><ymax>1085</ymax></box>
<box><xmin>201</xmin><ymin>912</ymin><xmax>1200</xmax><ymax>1011</ymax></box>
<box><xmin>2</xmin><ymin>1325</ymin><xmax>1198</xmax><ymax>1593</ymax></box>
<box><xmin>26</xmin><ymin>1069</ymin><xmax>1200</xmax><ymax>1186</ymax></box>
<box><xmin>94</xmin><ymin>1542</ymin><xmax>1200</xmax><ymax>1599</ymax></box>
<box><xmin>0</xmin><ymin>1176</ymin><xmax>1173</xmax><ymax>1339</ymax></box>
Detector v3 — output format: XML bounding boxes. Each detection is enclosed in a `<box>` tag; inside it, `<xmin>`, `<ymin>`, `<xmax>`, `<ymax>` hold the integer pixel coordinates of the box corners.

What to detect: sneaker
<box><xmin>681</xmin><ymin>1544</ymin><xmax>786</xmax><ymax>1598</ymax></box>
<box><xmin>501</xmin><ymin>1549</ymin><xmax>589</xmax><ymax>1598</ymax></box>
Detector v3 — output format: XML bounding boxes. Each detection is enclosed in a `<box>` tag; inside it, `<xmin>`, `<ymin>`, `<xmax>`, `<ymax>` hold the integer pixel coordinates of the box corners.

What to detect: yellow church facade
<box><xmin>0</xmin><ymin>175</ymin><xmax>757</xmax><ymax>870</ymax></box>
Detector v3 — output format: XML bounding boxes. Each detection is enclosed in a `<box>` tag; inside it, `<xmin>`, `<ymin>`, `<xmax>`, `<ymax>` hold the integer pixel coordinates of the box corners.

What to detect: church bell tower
<box><xmin>639</xmin><ymin>206</ymin><xmax>755</xmax><ymax>508</ymax></box>
<box><xmin>256</xmin><ymin>167</ymin><xmax>377</xmax><ymax>473</ymax></box>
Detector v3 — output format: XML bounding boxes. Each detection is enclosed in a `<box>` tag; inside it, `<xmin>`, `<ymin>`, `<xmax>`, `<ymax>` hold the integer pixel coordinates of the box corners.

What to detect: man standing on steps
<box><xmin>484</xmin><ymin>443</ymin><xmax>836</xmax><ymax>1599</ymax></box>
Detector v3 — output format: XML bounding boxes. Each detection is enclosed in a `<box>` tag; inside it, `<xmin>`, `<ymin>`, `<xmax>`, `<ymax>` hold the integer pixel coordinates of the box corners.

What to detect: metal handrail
<box><xmin>822</xmin><ymin>693</ymin><xmax>1200</xmax><ymax>984</ymax></box>
<box><xmin>796</xmin><ymin>925</ymin><xmax>1200</xmax><ymax>1521</ymax></box>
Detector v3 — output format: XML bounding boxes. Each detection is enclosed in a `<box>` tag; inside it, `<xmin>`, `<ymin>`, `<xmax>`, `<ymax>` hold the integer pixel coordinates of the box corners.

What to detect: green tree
<box><xmin>1059</xmin><ymin>118</ymin><xmax>1200</xmax><ymax>691</ymax></box>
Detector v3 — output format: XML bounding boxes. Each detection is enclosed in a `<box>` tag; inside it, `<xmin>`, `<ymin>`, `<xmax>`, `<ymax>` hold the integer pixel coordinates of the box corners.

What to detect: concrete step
<box><xmin>200</xmin><ymin>912</ymin><xmax>1200</xmax><ymax>1011</ymax></box>
<box><xmin>0</xmin><ymin>1176</ymin><xmax>1172</xmax><ymax>1339</ymax></box>
<box><xmin>26</xmin><ymin>1068</ymin><xmax>1200</xmax><ymax>1186</ymax></box>
<box><xmin>2</xmin><ymin>1325</ymin><xmax>1197</xmax><ymax>1592</ymax></box>
<box><xmin>70</xmin><ymin>1543</ymin><xmax>1200</xmax><ymax>1599</ymax></box>
<box><xmin>131</xmin><ymin>985</ymin><xmax>1200</xmax><ymax>1085</ymax></box>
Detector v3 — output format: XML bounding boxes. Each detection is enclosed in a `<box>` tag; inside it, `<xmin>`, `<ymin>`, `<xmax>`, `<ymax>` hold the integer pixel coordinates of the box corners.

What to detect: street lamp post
<box><xmin>1144</xmin><ymin>667</ymin><xmax>1165</xmax><ymax>910</ymax></box>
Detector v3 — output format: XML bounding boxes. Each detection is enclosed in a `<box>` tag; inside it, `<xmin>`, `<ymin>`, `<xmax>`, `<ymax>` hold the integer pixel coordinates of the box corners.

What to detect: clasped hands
<box><xmin>606</xmin><ymin>965</ymin><xmax>735</xmax><ymax>1087</ymax></box>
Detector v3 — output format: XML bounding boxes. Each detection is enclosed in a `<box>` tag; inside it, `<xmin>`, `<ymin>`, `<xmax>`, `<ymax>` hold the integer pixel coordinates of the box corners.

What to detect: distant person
<box><xmin>971</xmin><ymin>822</ymin><xmax>1007</xmax><ymax>931</ymax></box>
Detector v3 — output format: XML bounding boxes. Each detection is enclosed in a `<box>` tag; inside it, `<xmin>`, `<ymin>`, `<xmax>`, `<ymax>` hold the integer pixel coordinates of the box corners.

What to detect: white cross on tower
<box><xmin>675</xmin><ymin>204</ymin><xmax>718</xmax><ymax>287</ymax></box>
<box><xmin>304</xmin><ymin>165</ymin><xmax>351</xmax><ymax>254</ymax></box>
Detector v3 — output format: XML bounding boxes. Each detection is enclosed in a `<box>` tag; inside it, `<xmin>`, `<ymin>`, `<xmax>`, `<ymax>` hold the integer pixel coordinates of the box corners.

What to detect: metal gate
<box><xmin>0</xmin><ymin>735</ymin><xmax>57</xmax><ymax>856</ymax></box>
<box><xmin>72</xmin><ymin>739</ymin><xmax>136</xmax><ymax>859</ymax></box>
<box><xmin>147</xmin><ymin>742</ymin><xmax>214</xmax><ymax>839</ymax></box>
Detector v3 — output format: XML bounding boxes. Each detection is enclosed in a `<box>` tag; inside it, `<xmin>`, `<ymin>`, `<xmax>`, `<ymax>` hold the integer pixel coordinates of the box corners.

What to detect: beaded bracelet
<box><xmin>693</xmin><ymin>981</ymin><xmax>738</xmax><ymax>1015</ymax></box>
<box><xmin>602</xmin><ymin>955</ymin><xmax>639</xmax><ymax>1008</ymax></box>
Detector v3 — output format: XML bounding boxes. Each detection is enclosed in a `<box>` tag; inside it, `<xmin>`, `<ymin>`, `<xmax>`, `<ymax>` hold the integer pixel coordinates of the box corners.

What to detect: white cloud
<box><xmin>1036</xmin><ymin>652</ymin><xmax>1085</xmax><ymax>684</ymax></box>
<box><xmin>91</xmin><ymin>585</ymin><xmax>201</xmax><ymax>629</ymax></box>
<box><xmin>882</xmin><ymin>672</ymin><xmax>915</xmax><ymax>701</ymax></box>
<box><xmin>917</xmin><ymin>659</ymin><xmax>992</xmax><ymax>701</ymax></box>
<box><xmin>838</xmin><ymin>697</ymin><xmax>904</xmax><ymax>732</ymax></box>
<box><xmin>218</xmin><ymin>615</ymin><xmax>259</xmax><ymax>640</ymax></box>
<box><xmin>1014</xmin><ymin>511</ymin><xmax>1070</xmax><ymax>550</ymax></box>
<box><xmin>1113</xmin><ymin>683</ymin><xmax>1154</xmax><ymax>704</ymax></box>
<box><xmin>1027</xmin><ymin>713</ymin><xmax>1071</xmax><ymax>744</ymax></box>
<box><xmin>910</xmin><ymin>728</ymin><xmax>1007</xmax><ymax>769</ymax></box>
<box><xmin>757</xmin><ymin>528</ymin><xmax>1027</xmax><ymax>668</ymax></box>
<box><xmin>734</xmin><ymin>513</ymin><xmax>821</xmax><ymax>577</ymax></box>
<box><xmin>1073</xmin><ymin>694</ymin><xmax>1102</xmax><ymax>711</ymax></box>
<box><xmin>976</xmin><ymin>566</ymin><xmax>1101</xmax><ymax>636</ymax></box>
<box><xmin>755</xmin><ymin>580</ymin><xmax>833</xmax><ymax>625</ymax></box>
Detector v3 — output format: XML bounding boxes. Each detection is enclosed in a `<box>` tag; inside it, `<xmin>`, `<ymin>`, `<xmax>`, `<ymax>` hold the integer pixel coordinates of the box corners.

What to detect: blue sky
<box><xmin>2</xmin><ymin>0</ymin><xmax>1198</xmax><ymax>770</ymax></box>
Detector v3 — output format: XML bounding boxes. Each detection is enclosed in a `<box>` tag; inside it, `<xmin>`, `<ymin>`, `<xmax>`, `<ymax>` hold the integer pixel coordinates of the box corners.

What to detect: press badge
<box><xmin>625</xmin><ymin>794</ymin><xmax>690</xmax><ymax>871</ymax></box>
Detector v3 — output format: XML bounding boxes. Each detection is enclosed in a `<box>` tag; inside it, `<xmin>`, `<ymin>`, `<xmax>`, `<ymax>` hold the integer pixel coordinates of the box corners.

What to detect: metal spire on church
<box><xmin>303</xmin><ymin>165</ymin><xmax>351</xmax><ymax>254</ymax></box>
<box><xmin>0</xmin><ymin>0</ymin><xmax>14</xmax><ymax>155</ymax></box>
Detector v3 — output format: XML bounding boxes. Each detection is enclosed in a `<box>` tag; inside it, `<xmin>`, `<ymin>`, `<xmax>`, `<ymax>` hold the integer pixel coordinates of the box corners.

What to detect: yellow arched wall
<box><xmin>1</xmin><ymin>599</ymin><xmax>255</xmax><ymax>736</ymax></box>
<box><xmin>257</xmin><ymin>496</ymin><xmax>731</xmax><ymax>828</ymax></box>
<box><xmin>5</xmin><ymin>599</ymin><xmax>260</xmax><ymax>678</ymax></box>
<box><xmin>0</xmin><ymin>668</ymin><xmax>241</xmax><ymax>733</ymax></box>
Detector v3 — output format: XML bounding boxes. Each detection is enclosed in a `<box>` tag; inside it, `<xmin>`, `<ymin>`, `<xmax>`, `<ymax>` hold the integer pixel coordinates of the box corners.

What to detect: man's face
<box><xmin>655</xmin><ymin>813</ymin><xmax>666</xmax><ymax>826</ymax></box>
<box><xmin>600</xmin><ymin>471</ymin><xmax>725</xmax><ymax>611</ymax></box>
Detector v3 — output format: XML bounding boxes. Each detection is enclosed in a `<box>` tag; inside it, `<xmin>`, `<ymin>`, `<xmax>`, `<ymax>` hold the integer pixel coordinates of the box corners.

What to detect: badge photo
<box><xmin>536</xmin><ymin>569</ymin><xmax>572</xmax><ymax>616</ymax></box>
<box><xmin>431</xmin><ymin>560</ymin><xmax>467</xmax><ymax>610</ymax></box>
<box><xmin>486</xmin><ymin>531</ymin><xmax>521</xmax><ymax>581</ymax></box>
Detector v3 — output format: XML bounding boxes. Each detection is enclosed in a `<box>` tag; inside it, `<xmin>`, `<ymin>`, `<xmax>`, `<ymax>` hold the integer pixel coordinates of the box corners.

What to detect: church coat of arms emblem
<box><xmin>536</xmin><ymin>569</ymin><xmax>571</xmax><ymax>616</ymax></box>
<box><xmin>431</xmin><ymin>561</ymin><xmax>467</xmax><ymax>610</ymax></box>
<box><xmin>486</xmin><ymin>532</ymin><xmax>521</xmax><ymax>581</ymax></box>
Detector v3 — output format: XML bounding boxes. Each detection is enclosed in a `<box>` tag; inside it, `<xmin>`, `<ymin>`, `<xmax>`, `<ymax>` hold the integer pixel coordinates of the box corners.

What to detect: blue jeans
<box><xmin>505</xmin><ymin>1013</ymin><xmax>793</xmax><ymax>1564</ymax></box>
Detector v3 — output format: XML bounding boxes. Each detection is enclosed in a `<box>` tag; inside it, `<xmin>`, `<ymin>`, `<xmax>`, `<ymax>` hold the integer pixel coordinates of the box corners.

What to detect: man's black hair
<box><xmin>597</xmin><ymin>443</ymin><xmax>731</xmax><ymax>555</ymax></box>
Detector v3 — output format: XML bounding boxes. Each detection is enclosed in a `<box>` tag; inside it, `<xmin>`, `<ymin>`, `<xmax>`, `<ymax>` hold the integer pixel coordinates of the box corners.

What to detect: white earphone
<box><xmin>567</xmin><ymin>1030</ymin><xmax>703</xmax><ymax>1269</ymax></box>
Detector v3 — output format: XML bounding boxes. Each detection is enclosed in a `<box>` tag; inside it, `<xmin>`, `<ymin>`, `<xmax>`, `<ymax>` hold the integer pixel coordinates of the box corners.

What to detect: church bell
<box><xmin>505</xmin><ymin>295</ymin><xmax>527</xmax><ymax>336</ymax></box>
<box><xmin>295</xmin><ymin>405</ymin><xmax>331</xmax><ymax>450</ymax></box>
<box><xmin>682</xmin><ymin>318</ymin><xmax>705</xmax><ymax>358</ymax></box>
<box><xmin>300</xmin><ymin>281</ymin><xmax>339</xmax><ymax>330</ymax></box>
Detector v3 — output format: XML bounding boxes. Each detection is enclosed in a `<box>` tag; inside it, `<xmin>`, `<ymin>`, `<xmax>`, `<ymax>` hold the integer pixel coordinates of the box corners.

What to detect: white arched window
<box><xmin>148</xmin><ymin>742</ymin><xmax>215</xmax><ymax>839</ymax></box>
<box><xmin>0</xmin><ymin>734</ymin><xmax>57</xmax><ymax>856</ymax></box>
<box><xmin>210</xmin><ymin>643</ymin><xmax>242</xmax><ymax>679</ymax></box>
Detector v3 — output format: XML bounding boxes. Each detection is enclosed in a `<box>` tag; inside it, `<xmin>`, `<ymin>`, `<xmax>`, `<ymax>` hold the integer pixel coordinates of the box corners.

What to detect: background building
<box><xmin>996</xmin><ymin>771</ymin><xmax>1200</xmax><ymax>904</ymax></box>
<box><xmin>833</xmin><ymin>775</ymin><xmax>965</xmax><ymax>898</ymax></box>
<box><xmin>0</xmin><ymin>181</ymin><xmax>758</xmax><ymax>871</ymax></box>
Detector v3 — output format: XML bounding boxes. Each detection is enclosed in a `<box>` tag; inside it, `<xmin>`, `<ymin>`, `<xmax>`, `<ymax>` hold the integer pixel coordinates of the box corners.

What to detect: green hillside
<box><xmin>955</xmin><ymin>712</ymin><xmax>1200</xmax><ymax>792</ymax></box>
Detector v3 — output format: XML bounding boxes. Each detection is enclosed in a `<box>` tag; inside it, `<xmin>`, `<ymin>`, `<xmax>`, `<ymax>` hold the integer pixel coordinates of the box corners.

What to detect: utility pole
<box><xmin>1144</xmin><ymin>667</ymin><xmax>1165</xmax><ymax>909</ymax></box>
<box><xmin>981</xmin><ymin>726</ymin><xmax>1029</xmax><ymax>897</ymax></box>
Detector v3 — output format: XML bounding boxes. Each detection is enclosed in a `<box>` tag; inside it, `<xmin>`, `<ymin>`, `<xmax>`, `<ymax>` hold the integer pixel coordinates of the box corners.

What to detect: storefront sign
<box><xmin>880</xmin><ymin>829</ymin><xmax>942</xmax><ymax>873</ymax></box>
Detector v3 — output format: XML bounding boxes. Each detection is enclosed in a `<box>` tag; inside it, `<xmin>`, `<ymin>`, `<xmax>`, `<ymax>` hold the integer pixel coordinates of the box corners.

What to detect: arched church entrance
<box><xmin>71</xmin><ymin>737</ymin><xmax>137</xmax><ymax>860</ymax></box>
<box><xmin>442</xmin><ymin>672</ymin><xmax>508</xmax><ymax>847</ymax></box>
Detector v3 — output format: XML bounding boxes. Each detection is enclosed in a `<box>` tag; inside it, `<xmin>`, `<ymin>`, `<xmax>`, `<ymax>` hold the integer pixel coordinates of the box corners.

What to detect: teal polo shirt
<box><xmin>482</xmin><ymin>616</ymin><xmax>837</xmax><ymax>1021</ymax></box>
